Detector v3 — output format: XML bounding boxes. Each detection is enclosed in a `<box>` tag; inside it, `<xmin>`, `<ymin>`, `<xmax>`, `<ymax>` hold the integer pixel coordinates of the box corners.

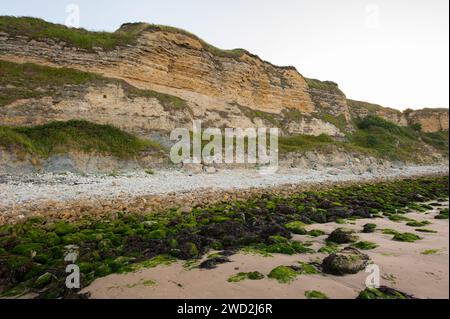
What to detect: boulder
<box><xmin>327</xmin><ymin>227</ymin><xmax>359</xmax><ymax>244</ymax></box>
<box><xmin>322</xmin><ymin>247</ymin><xmax>369</xmax><ymax>275</ymax></box>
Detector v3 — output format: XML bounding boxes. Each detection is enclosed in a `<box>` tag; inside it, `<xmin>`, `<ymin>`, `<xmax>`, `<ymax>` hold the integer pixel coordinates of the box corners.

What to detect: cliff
<box><xmin>0</xmin><ymin>17</ymin><xmax>448</xmax><ymax>138</ymax></box>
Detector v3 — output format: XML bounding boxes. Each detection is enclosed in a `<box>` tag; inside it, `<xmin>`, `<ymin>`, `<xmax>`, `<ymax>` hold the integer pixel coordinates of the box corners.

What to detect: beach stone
<box><xmin>327</xmin><ymin>227</ymin><xmax>359</xmax><ymax>244</ymax></box>
<box><xmin>322</xmin><ymin>247</ymin><xmax>369</xmax><ymax>276</ymax></box>
<box><xmin>205</xmin><ymin>166</ymin><xmax>217</xmax><ymax>174</ymax></box>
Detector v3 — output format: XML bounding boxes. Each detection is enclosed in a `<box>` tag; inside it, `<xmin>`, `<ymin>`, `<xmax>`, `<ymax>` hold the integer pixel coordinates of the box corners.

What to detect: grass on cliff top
<box><xmin>0</xmin><ymin>60</ymin><xmax>187</xmax><ymax>109</ymax></box>
<box><xmin>347</xmin><ymin>99</ymin><xmax>387</xmax><ymax>114</ymax></box>
<box><xmin>0</xmin><ymin>120</ymin><xmax>161</xmax><ymax>159</ymax></box>
<box><xmin>305</xmin><ymin>78</ymin><xmax>345</xmax><ymax>96</ymax></box>
<box><xmin>0</xmin><ymin>16</ymin><xmax>139</xmax><ymax>51</ymax></box>
<box><xmin>0</xmin><ymin>16</ymin><xmax>247</xmax><ymax>59</ymax></box>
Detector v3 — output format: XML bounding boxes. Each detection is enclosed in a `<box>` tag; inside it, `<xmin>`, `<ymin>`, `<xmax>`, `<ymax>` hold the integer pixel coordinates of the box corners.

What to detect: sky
<box><xmin>1</xmin><ymin>0</ymin><xmax>448</xmax><ymax>110</ymax></box>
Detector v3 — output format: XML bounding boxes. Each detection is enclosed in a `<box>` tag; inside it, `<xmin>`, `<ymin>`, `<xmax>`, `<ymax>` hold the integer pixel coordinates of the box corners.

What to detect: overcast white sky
<box><xmin>1</xmin><ymin>0</ymin><xmax>448</xmax><ymax>110</ymax></box>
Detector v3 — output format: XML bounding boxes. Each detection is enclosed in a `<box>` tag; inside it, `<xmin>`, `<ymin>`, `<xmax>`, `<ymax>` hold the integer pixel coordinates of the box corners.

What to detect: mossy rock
<box><xmin>61</xmin><ymin>233</ymin><xmax>85</xmax><ymax>244</ymax></box>
<box><xmin>305</xmin><ymin>290</ymin><xmax>329</xmax><ymax>299</ymax></box>
<box><xmin>179</xmin><ymin>242</ymin><xmax>199</xmax><ymax>259</ymax></box>
<box><xmin>405</xmin><ymin>220</ymin><xmax>430</xmax><ymax>227</ymax></box>
<box><xmin>146</xmin><ymin>229</ymin><xmax>167</xmax><ymax>239</ymax></box>
<box><xmin>12</xmin><ymin>243</ymin><xmax>44</xmax><ymax>256</ymax></box>
<box><xmin>415</xmin><ymin>228</ymin><xmax>437</xmax><ymax>233</ymax></box>
<box><xmin>327</xmin><ymin>228</ymin><xmax>359</xmax><ymax>244</ymax></box>
<box><xmin>211</xmin><ymin>216</ymin><xmax>231</xmax><ymax>223</ymax></box>
<box><xmin>362</xmin><ymin>223</ymin><xmax>377</xmax><ymax>233</ymax></box>
<box><xmin>284</xmin><ymin>221</ymin><xmax>307</xmax><ymax>235</ymax></box>
<box><xmin>268</xmin><ymin>266</ymin><xmax>298</xmax><ymax>283</ymax></box>
<box><xmin>322</xmin><ymin>247</ymin><xmax>369</xmax><ymax>276</ymax></box>
<box><xmin>357</xmin><ymin>286</ymin><xmax>415</xmax><ymax>299</ymax></box>
<box><xmin>307</xmin><ymin>229</ymin><xmax>326</xmax><ymax>237</ymax></box>
<box><xmin>3</xmin><ymin>254</ymin><xmax>33</xmax><ymax>274</ymax></box>
<box><xmin>78</xmin><ymin>262</ymin><xmax>94</xmax><ymax>273</ymax></box>
<box><xmin>392</xmin><ymin>232</ymin><xmax>421</xmax><ymax>242</ymax></box>
<box><xmin>388</xmin><ymin>214</ymin><xmax>413</xmax><ymax>222</ymax></box>
<box><xmin>228</xmin><ymin>271</ymin><xmax>264</xmax><ymax>282</ymax></box>
<box><xmin>421</xmin><ymin>249</ymin><xmax>439</xmax><ymax>255</ymax></box>
<box><xmin>382</xmin><ymin>228</ymin><xmax>398</xmax><ymax>235</ymax></box>
<box><xmin>33</xmin><ymin>272</ymin><xmax>57</xmax><ymax>288</ymax></box>
<box><xmin>268</xmin><ymin>235</ymin><xmax>289</xmax><ymax>244</ymax></box>
<box><xmin>318</xmin><ymin>242</ymin><xmax>340</xmax><ymax>254</ymax></box>
<box><xmin>53</xmin><ymin>221</ymin><xmax>77</xmax><ymax>236</ymax></box>
<box><xmin>297</xmin><ymin>262</ymin><xmax>320</xmax><ymax>275</ymax></box>
<box><xmin>435</xmin><ymin>208</ymin><xmax>449</xmax><ymax>219</ymax></box>
<box><xmin>351</xmin><ymin>241</ymin><xmax>378</xmax><ymax>250</ymax></box>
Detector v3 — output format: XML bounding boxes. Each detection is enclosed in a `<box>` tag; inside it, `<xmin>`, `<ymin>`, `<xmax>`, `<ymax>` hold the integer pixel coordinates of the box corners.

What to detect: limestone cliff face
<box><xmin>0</xmin><ymin>20</ymin><xmax>448</xmax><ymax>136</ymax></box>
<box><xmin>348</xmin><ymin>100</ymin><xmax>449</xmax><ymax>133</ymax></box>
<box><xmin>0</xmin><ymin>27</ymin><xmax>313</xmax><ymax>115</ymax></box>
<box><xmin>405</xmin><ymin>109</ymin><xmax>449</xmax><ymax>133</ymax></box>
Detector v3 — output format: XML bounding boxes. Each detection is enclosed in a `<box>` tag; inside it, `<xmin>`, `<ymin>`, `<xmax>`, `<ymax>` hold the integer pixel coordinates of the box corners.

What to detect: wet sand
<box><xmin>83</xmin><ymin>202</ymin><xmax>449</xmax><ymax>299</ymax></box>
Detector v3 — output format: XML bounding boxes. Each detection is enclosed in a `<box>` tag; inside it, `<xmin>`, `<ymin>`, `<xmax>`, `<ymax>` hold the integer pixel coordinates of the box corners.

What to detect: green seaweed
<box><xmin>305</xmin><ymin>290</ymin><xmax>329</xmax><ymax>299</ymax></box>
<box><xmin>268</xmin><ymin>266</ymin><xmax>298</xmax><ymax>284</ymax></box>
<box><xmin>351</xmin><ymin>241</ymin><xmax>378</xmax><ymax>250</ymax></box>
<box><xmin>227</xmin><ymin>271</ymin><xmax>264</xmax><ymax>283</ymax></box>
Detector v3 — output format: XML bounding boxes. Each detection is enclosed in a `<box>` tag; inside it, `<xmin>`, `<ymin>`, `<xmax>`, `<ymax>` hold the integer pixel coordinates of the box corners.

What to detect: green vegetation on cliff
<box><xmin>0</xmin><ymin>120</ymin><xmax>161</xmax><ymax>158</ymax></box>
<box><xmin>349</xmin><ymin>115</ymin><xmax>449</xmax><ymax>160</ymax></box>
<box><xmin>305</xmin><ymin>78</ymin><xmax>345</xmax><ymax>96</ymax></box>
<box><xmin>0</xmin><ymin>16</ymin><xmax>138</xmax><ymax>51</ymax></box>
<box><xmin>279</xmin><ymin>115</ymin><xmax>448</xmax><ymax>162</ymax></box>
<box><xmin>0</xmin><ymin>16</ymin><xmax>247</xmax><ymax>59</ymax></box>
<box><xmin>0</xmin><ymin>60</ymin><xmax>187</xmax><ymax>109</ymax></box>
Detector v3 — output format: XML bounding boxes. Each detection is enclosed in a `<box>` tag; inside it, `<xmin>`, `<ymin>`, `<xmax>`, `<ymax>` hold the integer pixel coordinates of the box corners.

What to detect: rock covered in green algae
<box><xmin>267</xmin><ymin>266</ymin><xmax>299</xmax><ymax>283</ymax></box>
<box><xmin>305</xmin><ymin>290</ymin><xmax>329</xmax><ymax>299</ymax></box>
<box><xmin>357</xmin><ymin>286</ymin><xmax>415</xmax><ymax>299</ymax></box>
<box><xmin>322</xmin><ymin>247</ymin><xmax>369</xmax><ymax>276</ymax></box>
<box><xmin>227</xmin><ymin>271</ymin><xmax>264</xmax><ymax>282</ymax></box>
<box><xmin>284</xmin><ymin>221</ymin><xmax>307</xmax><ymax>235</ymax></box>
<box><xmin>327</xmin><ymin>228</ymin><xmax>359</xmax><ymax>244</ymax></box>
<box><xmin>362</xmin><ymin>223</ymin><xmax>377</xmax><ymax>233</ymax></box>
<box><xmin>351</xmin><ymin>241</ymin><xmax>378</xmax><ymax>250</ymax></box>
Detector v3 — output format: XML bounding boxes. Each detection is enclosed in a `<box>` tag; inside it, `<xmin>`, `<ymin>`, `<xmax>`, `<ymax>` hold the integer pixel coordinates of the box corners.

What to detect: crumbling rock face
<box><xmin>348</xmin><ymin>100</ymin><xmax>449</xmax><ymax>133</ymax></box>
<box><xmin>405</xmin><ymin>109</ymin><xmax>449</xmax><ymax>133</ymax></box>
<box><xmin>0</xmin><ymin>29</ymin><xmax>314</xmax><ymax>115</ymax></box>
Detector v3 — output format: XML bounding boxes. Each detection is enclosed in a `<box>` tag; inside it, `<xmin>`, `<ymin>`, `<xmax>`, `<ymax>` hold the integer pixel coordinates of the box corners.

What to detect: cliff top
<box><xmin>0</xmin><ymin>16</ymin><xmax>297</xmax><ymax>71</ymax></box>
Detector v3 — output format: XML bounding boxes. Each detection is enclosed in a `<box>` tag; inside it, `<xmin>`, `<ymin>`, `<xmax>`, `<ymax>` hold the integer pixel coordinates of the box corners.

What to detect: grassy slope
<box><xmin>0</xmin><ymin>120</ymin><xmax>161</xmax><ymax>159</ymax></box>
<box><xmin>0</xmin><ymin>59</ymin><xmax>186</xmax><ymax>109</ymax></box>
<box><xmin>280</xmin><ymin>115</ymin><xmax>448</xmax><ymax>161</ymax></box>
<box><xmin>349</xmin><ymin>115</ymin><xmax>449</xmax><ymax>160</ymax></box>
